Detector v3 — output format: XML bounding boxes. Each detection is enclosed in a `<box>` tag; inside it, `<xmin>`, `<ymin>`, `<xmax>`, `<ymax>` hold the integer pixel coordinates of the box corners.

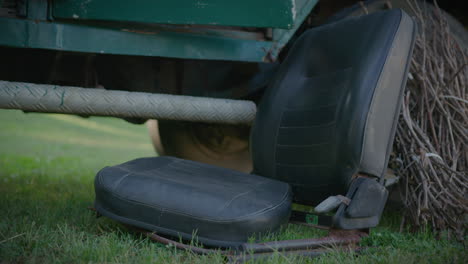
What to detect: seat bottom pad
<box><xmin>94</xmin><ymin>156</ymin><xmax>292</xmax><ymax>248</ymax></box>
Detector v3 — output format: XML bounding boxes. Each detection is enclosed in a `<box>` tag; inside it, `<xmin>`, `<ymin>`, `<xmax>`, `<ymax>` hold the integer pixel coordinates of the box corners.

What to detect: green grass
<box><xmin>0</xmin><ymin>110</ymin><xmax>465</xmax><ymax>263</ymax></box>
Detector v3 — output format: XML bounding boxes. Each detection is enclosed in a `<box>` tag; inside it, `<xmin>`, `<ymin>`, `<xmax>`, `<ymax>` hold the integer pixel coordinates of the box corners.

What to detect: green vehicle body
<box><xmin>0</xmin><ymin>0</ymin><xmax>319</xmax><ymax>62</ymax></box>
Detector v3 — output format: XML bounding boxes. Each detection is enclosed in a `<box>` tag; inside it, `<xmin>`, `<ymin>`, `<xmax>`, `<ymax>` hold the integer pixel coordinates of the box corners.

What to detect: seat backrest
<box><xmin>251</xmin><ymin>9</ymin><xmax>415</xmax><ymax>205</ymax></box>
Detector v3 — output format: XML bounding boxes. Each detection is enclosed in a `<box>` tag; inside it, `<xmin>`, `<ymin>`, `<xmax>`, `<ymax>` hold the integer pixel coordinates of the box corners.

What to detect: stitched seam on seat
<box><xmin>279</xmin><ymin>121</ymin><xmax>336</xmax><ymax>129</ymax></box>
<box><xmin>276</xmin><ymin>142</ymin><xmax>331</xmax><ymax>147</ymax></box>
<box><xmin>115</xmin><ymin>158</ymin><xmax>182</xmax><ymax>177</ymax></box>
<box><xmin>279</xmin><ymin>122</ymin><xmax>336</xmax><ymax>130</ymax></box>
<box><xmin>276</xmin><ymin>162</ymin><xmax>331</xmax><ymax>167</ymax></box>
<box><xmin>290</xmin><ymin>182</ymin><xmax>340</xmax><ymax>187</ymax></box>
<box><xmin>101</xmin><ymin>183</ymin><xmax>291</xmax><ymax>223</ymax></box>
<box><xmin>273</xmin><ymin>108</ymin><xmax>285</xmax><ymax>178</ymax></box>
<box><xmin>285</xmin><ymin>103</ymin><xmax>338</xmax><ymax>110</ymax></box>
<box><xmin>112</xmin><ymin>172</ymin><xmax>132</xmax><ymax>191</ymax></box>
<box><xmin>215</xmin><ymin>181</ymin><xmax>270</xmax><ymax>213</ymax></box>
<box><xmin>103</xmin><ymin>160</ymin><xmax>231</xmax><ymax>192</ymax></box>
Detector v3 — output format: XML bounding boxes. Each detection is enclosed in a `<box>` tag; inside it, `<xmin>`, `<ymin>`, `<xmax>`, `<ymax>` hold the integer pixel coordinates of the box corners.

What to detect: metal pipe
<box><xmin>143</xmin><ymin>227</ymin><xmax>365</xmax><ymax>255</ymax></box>
<box><xmin>0</xmin><ymin>80</ymin><xmax>257</xmax><ymax>124</ymax></box>
<box><xmin>241</xmin><ymin>230</ymin><xmax>365</xmax><ymax>253</ymax></box>
<box><xmin>145</xmin><ymin>232</ymin><xmax>233</xmax><ymax>255</ymax></box>
<box><xmin>129</xmin><ymin>225</ymin><xmax>366</xmax><ymax>260</ymax></box>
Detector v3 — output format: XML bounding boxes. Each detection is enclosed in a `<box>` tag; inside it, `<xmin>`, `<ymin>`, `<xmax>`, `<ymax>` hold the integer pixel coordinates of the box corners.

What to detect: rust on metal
<box><xmin>145</xmin><ymin>231</ymin><xmax>234</xmax><ymax>255</ymax></box>
<box><xmin>137</xmin><ymin>225</ymin><xmax>367</xmax><ymax>259</ymax></box>
<box><xmin>241</xmin><ymin>229</ymin><xmax>366</xmax><ymax>253</ymax></box>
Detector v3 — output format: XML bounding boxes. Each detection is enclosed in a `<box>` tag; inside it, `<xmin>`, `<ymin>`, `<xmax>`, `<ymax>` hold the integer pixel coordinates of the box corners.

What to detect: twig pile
<box><xmin>393</xmin><ymin>1</ymin><xmax>467</xmax><ymax>240</ymax></box>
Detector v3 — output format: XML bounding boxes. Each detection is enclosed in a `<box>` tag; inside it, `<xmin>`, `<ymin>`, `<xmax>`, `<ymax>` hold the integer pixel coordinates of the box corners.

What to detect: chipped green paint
<box><xmin>270</xmin><ymin>0</ymin><xmax>319</xmax><ymax>58</ymax></box>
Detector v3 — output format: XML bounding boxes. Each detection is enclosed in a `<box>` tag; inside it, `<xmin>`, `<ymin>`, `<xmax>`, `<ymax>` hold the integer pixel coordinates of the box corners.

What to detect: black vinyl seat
<box><xmin>94</xmin><ymin>9</ymin><xmax>415</xmax><ymax>247</ymax></box>
<box><xmin>95</xmin><ymin>157</ymin><xmax>291</xmax><ymax>248</ymax></box>
<box><xmin>251</xmin><ymin>8</ymin><xmax>415</xmax><ymax>205</ymax></box>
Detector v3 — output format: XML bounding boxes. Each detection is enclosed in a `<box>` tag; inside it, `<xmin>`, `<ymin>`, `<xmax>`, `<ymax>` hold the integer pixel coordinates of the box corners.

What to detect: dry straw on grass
<box><xmin>393</xmin><ymin>0</ymin><xmax>467</xmax><ymax>240</ymax></box>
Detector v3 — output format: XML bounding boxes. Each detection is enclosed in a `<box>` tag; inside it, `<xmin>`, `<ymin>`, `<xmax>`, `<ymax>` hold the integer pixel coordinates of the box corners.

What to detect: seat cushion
<box><xmin>251</xmin><ymin>9</ymin><xmax>415</xmax><ymax>205</ymax></box>
<box><xmin>94</xmin><ymin>156</ymin><xmax>292</xmax><ymax>248</ymax></box>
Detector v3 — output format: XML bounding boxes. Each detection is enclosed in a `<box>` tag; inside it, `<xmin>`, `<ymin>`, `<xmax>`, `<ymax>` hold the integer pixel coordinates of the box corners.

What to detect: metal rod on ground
<box><xmin>0</xmin><ymin>80</ymin><xmax>257</xmax><ymax>125</ymax></box>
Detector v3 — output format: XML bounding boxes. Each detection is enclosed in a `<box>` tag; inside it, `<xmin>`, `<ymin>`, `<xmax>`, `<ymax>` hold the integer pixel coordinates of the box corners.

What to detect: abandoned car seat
<box><xmin>94</xmin><ymin>9</ymin><xmax>415</xmax><ymax>247</ymax></box>
<box><xmin>251</xmin><ymin>8</ymin><xmax>415</xmax><ymax>205</ymax></box>
<box><xmin>94</xmin><ymin>156</ymin><xmax>291</xmax><ymax>248</ymax></box>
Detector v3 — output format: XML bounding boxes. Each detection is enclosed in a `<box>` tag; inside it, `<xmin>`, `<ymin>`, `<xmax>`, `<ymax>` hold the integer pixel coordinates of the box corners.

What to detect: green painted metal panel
<box><xmin>0</xmin><ymin>17</ymin><xmax>273</xmax><ymax>62</ymax></box>
<box><xmin>27</xmin><ymin>0</ymin><xmax>48</xmax><ymax>20</ymax></box>
<box><xmin>0</xmin><ymin>0</ymin><xmax>320</xmax><ymax>62</ymax></box>
<box><xmin>270</xmin><ymin>0</ymin><xmax>319</xmax><ymax>58</ymax></box>
<box><xmin>52</xmin><ymin>0</ymin><xmax>295</xmax><ymax>29</ymax></box>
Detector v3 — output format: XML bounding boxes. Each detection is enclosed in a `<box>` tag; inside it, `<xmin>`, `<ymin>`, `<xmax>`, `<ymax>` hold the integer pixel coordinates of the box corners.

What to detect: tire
<box><xmin>147</xmin><ymin>120</ymin><xmax>253</xmax><ymax>173</ymax></box>
<box><xmin>148</xmin><ymin>0</ymin><xmax>467</xmax><ymax>176</ymax></box>
<box><xmin>326</xmin><ymin>0</ymin><xmax>467</xmax><ymax>51</ymax></box>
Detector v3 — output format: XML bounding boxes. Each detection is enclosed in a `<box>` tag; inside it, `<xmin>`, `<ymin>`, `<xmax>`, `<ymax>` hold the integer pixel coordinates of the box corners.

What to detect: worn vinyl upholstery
<box><xmin>94</xmin><ymin>157</ymin><xmax>291</xmax><ymax>248</ymax></box>
<box><xmin>251</xmin><ymin>9</ymin><xmax>415</xmax><ymax>205</ymax></box>
<box><xmin>94</xmin><ymin>9</ymin><xmax>415</xmax><ymax>247</ymax></box>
